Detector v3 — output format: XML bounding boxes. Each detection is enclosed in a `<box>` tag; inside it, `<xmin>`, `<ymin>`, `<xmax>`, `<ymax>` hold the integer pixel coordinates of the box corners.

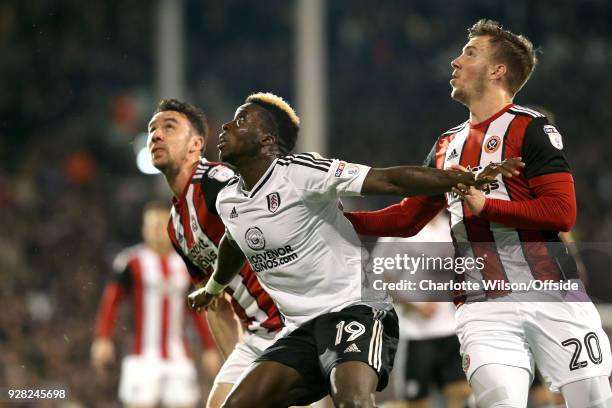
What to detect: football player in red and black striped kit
<box><xmin>346</xmin><ymin>20</ymin><xmax>611</xmax><ymax>408</ymax></box>
<box><xmin>147</xmin><ymin>100</ymin><xmax>285</xmax><ymax>408</ymax></box>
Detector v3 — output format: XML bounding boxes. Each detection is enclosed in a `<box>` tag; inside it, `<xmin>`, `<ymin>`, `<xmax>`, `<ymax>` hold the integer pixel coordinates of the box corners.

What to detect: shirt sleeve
<box><xmin>522</xmin><ymin>117</ymin><xmax>571</xmax><ymax>179</ymax></box>
<box><xmin>95</xmin><ymin>254</ymin><xmax>132</xmax><ymax>338</ymax></box>
<box><xmin>287</xmin><ymin>153</ymin><xmax>371</xmax><ymax>200</ymax></box>
<box><xmin>110</xmin><ymin>252</ymin><xmax>133</xmax><ymax>289</ymax></box>
<box><xmin>201</xmin><ymin>164</ymin><xmax>236</xmax><ymax>216</ymax></box>
<box><xmin>481</xmin><ymin>173</ymin><xmax>576</xmax><ymax>231</ymax></box>
<box><xmin>344</xmin><ymin>195</ymin><xmax>445</xmax><ymax>237</ymax></box>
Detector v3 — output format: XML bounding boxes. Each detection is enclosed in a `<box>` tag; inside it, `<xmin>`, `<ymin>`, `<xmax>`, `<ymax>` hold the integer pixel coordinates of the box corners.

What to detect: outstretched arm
<box><xmin>345</xmin><ymin>195</ymin><xmax>445</xmax><ymax>237</ymax></box>
<box><xmin>456</xmin><ymin>173</ymin><xmax>576</xmax><ymax>231</ymax></box>
<box><xmin>188</xmin><ymin>234</ymin><xmax>246</xmax><ymax>311</ymax></box>
<box><xmin>361</xmin><ymin>158</ymin><xmax>523</xmax><ymax>196</ymax></box>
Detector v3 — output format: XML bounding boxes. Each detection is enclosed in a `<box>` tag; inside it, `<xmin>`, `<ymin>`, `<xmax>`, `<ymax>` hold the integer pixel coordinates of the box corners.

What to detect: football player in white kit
<box><xmin>188</xmin><ymin>92</ymin><xmax>523</xmax><ymax>407</ymax></box>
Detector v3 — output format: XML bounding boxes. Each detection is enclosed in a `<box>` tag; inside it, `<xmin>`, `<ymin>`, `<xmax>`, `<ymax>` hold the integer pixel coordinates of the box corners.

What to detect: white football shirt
<box><xmin>216</xmin><ymin>153</ymin><xmax>391</xmax><ymax>327</ymax></box>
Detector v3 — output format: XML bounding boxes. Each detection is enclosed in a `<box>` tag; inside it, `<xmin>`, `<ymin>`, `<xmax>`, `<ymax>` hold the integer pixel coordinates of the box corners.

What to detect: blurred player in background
<box><xmin>147</xmin><ymin>99</ymin><xmax>287</xmax><ymax>408</ymax></box>
<box><xmin>91</xmin><ymin>201</ymin><xmax>220</xmax><ymax>408</ymax></box>
<box><xmin>378</xmin><ymin>214</ymin><xmax>471</xmax><ymax>408</ymax></box>
<box><xmin>346</xmin><ymin>19</ymin><xmax>611</xmax><ymax>408</ymax></box>
<box><xmin>189</xmin><ymin>92</ymin><xmax>521</xmax><ymax>407</ymax></box>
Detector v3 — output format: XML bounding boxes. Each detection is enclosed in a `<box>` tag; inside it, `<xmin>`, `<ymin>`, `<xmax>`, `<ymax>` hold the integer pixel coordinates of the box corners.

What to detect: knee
<box><xmin>333</xmin><ymin>394</ymin><xmax>374</xmax><ymax>408</ymax></box>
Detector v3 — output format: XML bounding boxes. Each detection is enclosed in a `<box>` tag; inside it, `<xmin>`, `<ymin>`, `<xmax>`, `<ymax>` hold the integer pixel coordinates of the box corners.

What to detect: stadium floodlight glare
<box><xmin>133</xmin><ymin>132</ymin><xmax>160</xmax><ymax>175</ymax></box>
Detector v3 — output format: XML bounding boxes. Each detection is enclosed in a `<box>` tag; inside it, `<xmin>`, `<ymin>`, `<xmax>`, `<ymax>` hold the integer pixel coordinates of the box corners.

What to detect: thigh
<box><xmin>315</xmin><ymin>305</ymin><xmax>399</xmax><ymax>393</ymax></box>
<box><xmin>455</xmin><ymin>302</ymin><xmax>534</xmax><ymax>382</ymax></box>
<box><xmin>207</xmin><ymin>383</ymin><xmax>234</xmax><ymax>408</ymax></box>
<box><xmin>214</xmin><ymin>336</ymin><xmax>261</xmax><ymax>385</ymax></box>
<box><xmin>223</xmin><ymin>361</ymin><xmax>310</xmax><ymax>408</ymax></box>
<box><xmin>118</xmin><ymin>356</ymin><xmax>161</xmax><ymax>406</ymax></box>
<box><xmin>526</xmin><ymin>302</ymin><xmax>612</xmax><ymax>392</ymax></box>
<box><xmin>470</xmin><ymin>364</ymin><xmax>531</xmax><ymax>408</ymax></box>
<box><xmin>329</xmin><ymin>361</ymin><xmax>379</xmax><ymax>407</ymax></box>
<box><xmin>252</xmin><ymin>327</ymin><xmax>329</xmax><ymax>406</ymax></box>
<box><xmin>561</xmin><ymin>376</ymin><xmax>612</xmax><ymax>408</ymax></box>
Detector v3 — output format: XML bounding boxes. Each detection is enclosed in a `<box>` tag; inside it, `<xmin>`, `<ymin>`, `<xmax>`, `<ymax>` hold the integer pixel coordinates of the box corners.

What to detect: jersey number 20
<box><xmin>561</xmin><ymin>332</ymin><xmax>603</xmax><ymax>371</ymax></box>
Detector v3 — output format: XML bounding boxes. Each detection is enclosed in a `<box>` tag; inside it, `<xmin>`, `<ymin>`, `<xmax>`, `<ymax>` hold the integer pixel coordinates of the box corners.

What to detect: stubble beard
<box><xmin>451</xmin><ymin>72</ymin><xmax>487</xmax><ymax>108</ymax></box>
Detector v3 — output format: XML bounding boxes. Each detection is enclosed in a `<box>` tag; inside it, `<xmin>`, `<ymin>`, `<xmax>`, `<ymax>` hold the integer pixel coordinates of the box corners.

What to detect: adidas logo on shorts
<box><xmin>344</xmin><ymin>343</ymin><xmax>361</xmax><ymax>353</ymax></box>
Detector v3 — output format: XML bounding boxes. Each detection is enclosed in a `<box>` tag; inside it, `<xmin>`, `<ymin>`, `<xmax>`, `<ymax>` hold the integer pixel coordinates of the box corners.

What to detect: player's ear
<box><xmin>259</xmin><ymin>130</ymin><xmax>276</xmax><ymax>147</ymax></box>
<box><xmin>189</xmin><ymin>134</ymin><xmax>205</xmax><ymax>155</ymax></box>
<box><xmin>490</xmin><ymin>63</ymin><xmax>507</xmax><ymax>81</ymax></box>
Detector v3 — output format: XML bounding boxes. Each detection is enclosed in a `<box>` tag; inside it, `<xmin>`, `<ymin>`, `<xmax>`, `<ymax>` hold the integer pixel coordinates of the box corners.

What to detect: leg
<box><xmin>561</xmin><ymin>376</ymin><xmax>611</xmax><ymax>408</ymax></box>
<box><xmin>470</xmin><ymin>364</ymin><xmax>531</xmax><ymax>408</ymax></box>
<box><xmin>526</xmin><ymin>302</ymin><xmax>611</xmax><ymax>402</ymax></box>
<box><xmin>222</xmin><ymin>361</ymin><xmax>310</xmax><ymax>408</ymax></box>
<box><xmin>318</xmin><ymin>307</ymin><xmax>399</xmax><ymax>408</ymax></box>
<box><xmin>206</xmin><ymin>383</ymin><xmax>233</xmax><ymax>408</ymax></box>
<box><xmin>329</xmin><ymin>361</ymin><xmax>378</xmax><ymax>408</ymax></box>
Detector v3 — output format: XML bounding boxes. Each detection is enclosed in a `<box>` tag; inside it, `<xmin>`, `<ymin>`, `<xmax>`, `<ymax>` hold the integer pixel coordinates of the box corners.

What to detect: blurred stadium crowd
<box><xmin>1</xmin><ymin>0</ymin><xmax>611</xmax><ymax>406</ymax></box>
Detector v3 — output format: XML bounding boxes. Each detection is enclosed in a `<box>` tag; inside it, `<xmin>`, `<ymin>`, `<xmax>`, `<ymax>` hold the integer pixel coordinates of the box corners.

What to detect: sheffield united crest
<box><xmin>266</xmin><ymin>192</ymin><xmax>281</xmax><ymax>213</ymax></box>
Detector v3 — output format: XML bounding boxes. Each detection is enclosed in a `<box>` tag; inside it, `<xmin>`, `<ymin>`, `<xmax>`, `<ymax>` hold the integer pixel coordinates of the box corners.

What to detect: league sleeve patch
<box><xmin>208</xmin><ymin>165</ymin><xmax>235</xmax><ymax>182</ymax></box>
<box><xmin>334</xmin><ymin>161</ymin><xmax>346</xmax><ymax>177</ymax></box>
<box><xmin>543</xmin><ymin>125</ymin><xmax>563</xmax><ymax>150</ymax></box>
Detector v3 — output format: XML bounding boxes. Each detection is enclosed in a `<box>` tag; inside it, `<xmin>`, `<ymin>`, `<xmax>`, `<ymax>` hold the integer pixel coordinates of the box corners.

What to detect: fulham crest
<box><xmin>266</xmin><ymin>192</ymin><xmax>281</xmax><ymax>213</ymax></box>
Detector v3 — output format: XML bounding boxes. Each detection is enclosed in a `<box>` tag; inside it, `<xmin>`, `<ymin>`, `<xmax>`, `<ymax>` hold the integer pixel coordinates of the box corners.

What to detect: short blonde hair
<box><xmin>468</xmin><ymin>19</ymin><xmax>537</xmax><ymax>95</ymax></box>
<box><xmin>246</xmin><ymin>92</ymin><xmax>300</xmax><ymax>155</ymax></box>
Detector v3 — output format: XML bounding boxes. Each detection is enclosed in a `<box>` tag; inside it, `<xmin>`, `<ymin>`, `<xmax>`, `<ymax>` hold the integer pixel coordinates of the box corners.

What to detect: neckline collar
<box><xmin>470</xmin><ymin>103</ymin><xmax>513</xmax><ymax>129</ymax></box>
<box><xmin>239</xmin><ymin>158</ymin><xmax>278</xmax><ymax>198</ymax></box>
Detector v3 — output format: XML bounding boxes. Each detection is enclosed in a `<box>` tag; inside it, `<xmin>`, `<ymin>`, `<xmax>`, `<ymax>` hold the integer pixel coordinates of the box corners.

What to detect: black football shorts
<box><xmin>256</xmin><ymin>304</ymin><xmax>399</xmax><ymax>405</ymax></box>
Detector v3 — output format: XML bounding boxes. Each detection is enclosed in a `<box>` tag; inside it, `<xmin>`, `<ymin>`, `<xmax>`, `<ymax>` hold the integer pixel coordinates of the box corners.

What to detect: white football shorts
<box><xmin>119</xmin><ymin>355</ymin><xmax>199</xmax><ymax>406</ymax></box>
<box><xmin>214</xmin><ymin>329</ymin><xmax>287</xmax><ymax>385</ymax></box>
<box><xmin>455</xmin><ymin>301</ymin><xmax>611</xmax><ymax>392</ymax></box>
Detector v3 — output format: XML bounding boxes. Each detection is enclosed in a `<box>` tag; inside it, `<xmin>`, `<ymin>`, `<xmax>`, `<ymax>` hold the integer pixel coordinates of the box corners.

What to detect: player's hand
<box><xmin>188</xmin><ymin>287</ymin><xmax>219</xmax><ymax>312</ymax></box>
<box><xmin>91</xmin><ymin>337</ymin><xmax>115</xmax><ymax>374</ymax></box>
<box><xmin>474</xmin><ymin>157</ymin><xmax>525</xmax><ymax>187</ymax></box>
<box><xmin>452</xmin><ymin>183</ymin><xmax>487</xmax><ymax>215</ymax></box>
